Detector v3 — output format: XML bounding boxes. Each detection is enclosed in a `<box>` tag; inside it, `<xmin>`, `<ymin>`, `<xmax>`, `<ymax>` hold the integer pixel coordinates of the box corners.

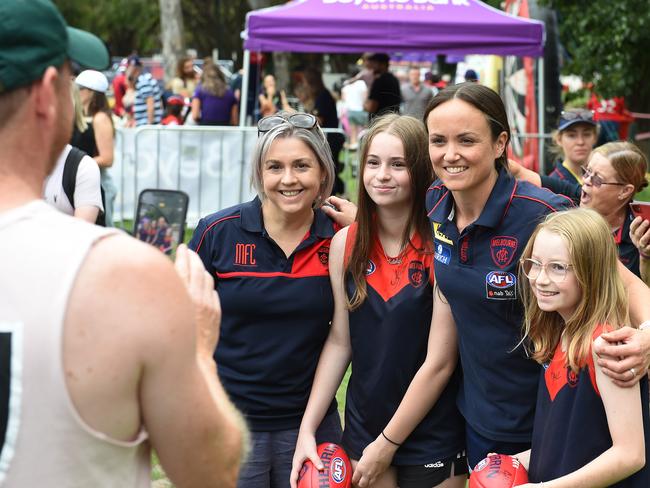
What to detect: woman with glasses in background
<box><xmin>189</xmin><ymin>112</ymin><xmax>342</xmax><ymax>488</ymax></box>
<box><xmin>510</xmin><ymin>141</ymin><xmax>649</xmax><ymax>280</ymax></box>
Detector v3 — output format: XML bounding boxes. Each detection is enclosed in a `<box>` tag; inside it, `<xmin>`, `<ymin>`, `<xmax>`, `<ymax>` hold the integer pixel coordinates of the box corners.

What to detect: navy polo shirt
<box><xmin>548</xmin><ymin>161</ymin><xmax>581</xmax><ymax>186</ymax></box>
<box><xmin>189</xmin><ymin>197</ymin><xmax>337</xmax><ymax>431</ymax></box>
<box><xmin>426</xmin><ymin>168</ymin><xmax>572</xmax><ymax>442</ymax></box>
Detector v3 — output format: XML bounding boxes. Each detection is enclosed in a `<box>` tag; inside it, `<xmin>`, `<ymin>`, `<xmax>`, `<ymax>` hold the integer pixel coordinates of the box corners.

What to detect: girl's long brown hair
<box><xmin>346</xmin><ymin>114</ymin><xmax>434</xmax><ymax>310</ymax></box>
<box><xmin>519</xmin><ymin>208</ymin><xmax>628</xmax><ymax>372</ymax></box>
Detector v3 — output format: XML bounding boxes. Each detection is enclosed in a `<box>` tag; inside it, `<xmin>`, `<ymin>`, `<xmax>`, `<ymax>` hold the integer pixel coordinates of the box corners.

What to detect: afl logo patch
<box><xmin>485</xmin><ymin>271</ymin><xmax>517</xmax><ymax>300</ymax></box>
<box><xmin>408</xmin><ymin>260</ymin><xmax>426</xmax><ymax>288</ymax></box>
<box><xmin>490</xmin><ymin>236</ymin><xmax>518</xmax><ymax>269</ymax></box>
<box><xmin>331</xmin><ymin>457</ymin><xmax>346</xmax><ymax>483</ymax></box>
<box><xmin>317</xmin><ymin>245</ymin><xmax>330</xmax><ymax>265</ymax></box>
<box><xmin>366</xmin><ymin>260</ymin><xmax>376</xmax><ymax>275</ymax></box>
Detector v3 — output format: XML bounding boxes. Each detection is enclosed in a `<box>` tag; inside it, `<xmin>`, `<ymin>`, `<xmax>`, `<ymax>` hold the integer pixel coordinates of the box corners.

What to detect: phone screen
<box><xmin>133</xmin><ymin>189</ymin><xmax>189</xmax><ymax>256</ymax></box>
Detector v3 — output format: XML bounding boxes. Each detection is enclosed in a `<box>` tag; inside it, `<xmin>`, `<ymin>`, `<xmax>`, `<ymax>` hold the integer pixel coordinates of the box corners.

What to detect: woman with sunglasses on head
<box><xmin>291</xmin><ymin>114</ymin><xmax>466</xmax><ymax>488</ymax></box>
<box><xmin>189</xmin><ymin>112</ymin><xmax>341</xmax><ymax>488</ymax></box>
<box><xmin>547</xmin><ymin>109</ymin><xmax>598</xmax><ymax>186</ymax></box>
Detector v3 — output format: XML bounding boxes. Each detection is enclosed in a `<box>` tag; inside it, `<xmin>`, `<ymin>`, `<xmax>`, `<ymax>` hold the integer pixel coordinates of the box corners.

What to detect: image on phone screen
<box><xmin>133</xmin><ymin>189</ymin><xmax>189</xmax><ymax>256</ymax></box>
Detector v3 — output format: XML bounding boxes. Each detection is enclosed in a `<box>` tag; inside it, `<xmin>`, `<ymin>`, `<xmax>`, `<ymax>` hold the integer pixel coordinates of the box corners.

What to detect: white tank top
<box><xmin>0</xmin><ymin>201</ymin><xmax>150</xmax><ymax>487</ymax></box>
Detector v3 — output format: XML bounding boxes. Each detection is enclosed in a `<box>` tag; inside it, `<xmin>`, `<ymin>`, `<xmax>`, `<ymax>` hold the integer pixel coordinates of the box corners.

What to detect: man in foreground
<box><xmin>0</xmin><ymin>1</ymin><xmax>246</xmax><ymax>486</ymax></box>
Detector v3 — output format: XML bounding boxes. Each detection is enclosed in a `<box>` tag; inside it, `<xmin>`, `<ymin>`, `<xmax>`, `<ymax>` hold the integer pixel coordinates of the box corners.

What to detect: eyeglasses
<box><xmin>257</xmin><ymin>113</ymin><xmax>318</xmax><ymax>134</ymax></box>
<box><xmin>560</xmin><ymin>109</ymin><xmax>594</xmax><ymax>124</ymax></box>
<box><xmin>520</xmin><ymin>258</ymin><xmax>573</xmax><ymax>282</ymax></box>
<box><xmin>580</xmin><ymin>166</ymin><xmax>626</xmax><ymax>188</ymax></box>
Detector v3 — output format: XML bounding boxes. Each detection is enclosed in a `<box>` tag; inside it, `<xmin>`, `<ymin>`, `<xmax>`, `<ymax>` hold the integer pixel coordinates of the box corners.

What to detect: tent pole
<box><xmin>537</xmin><ymin>56</ymin><xmax>545</xmax><ymax>173</ymax></box>
<box><xmin>239</xmin><ymin>49</ymin><xmax>251</xmax><ymax>127</ymax></box>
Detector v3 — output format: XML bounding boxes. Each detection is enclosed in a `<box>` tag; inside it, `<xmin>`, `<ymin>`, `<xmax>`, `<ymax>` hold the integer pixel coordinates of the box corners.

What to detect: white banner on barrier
<box><xmin>112</xmin><ymin>126</ymin><xmax>259</xmax><ymax>227</ymax></box>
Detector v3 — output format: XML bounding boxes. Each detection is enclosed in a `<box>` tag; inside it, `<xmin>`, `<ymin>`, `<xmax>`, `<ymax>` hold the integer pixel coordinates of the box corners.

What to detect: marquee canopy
<box><xmin>243</xmin><ymin>0</ymin><xmax>545</xmax><ymax>58</ymax></box>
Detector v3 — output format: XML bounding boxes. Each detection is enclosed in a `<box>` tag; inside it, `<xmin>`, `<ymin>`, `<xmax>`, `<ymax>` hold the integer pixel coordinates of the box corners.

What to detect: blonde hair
<box><xmin>71</xmin><ymin>83</ymin><xmax>88</xmax><ymax>133</ymax></box>
<box><xmin>249</xmin><ymin>112</ymin><xmax>335</xmax><ymax>205</ymax></box>
<box><xmin>519</xmin><ymin>208</ymin><xmax>628</xmax><ymax>372</ymax></box>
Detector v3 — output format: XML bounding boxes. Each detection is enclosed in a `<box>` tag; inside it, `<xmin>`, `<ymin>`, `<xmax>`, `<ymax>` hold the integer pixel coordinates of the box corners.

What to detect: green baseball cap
<box><xmin>0</xmin><ymin>0</ymin><xmax>109</xmax><ymax>94</ymax></box>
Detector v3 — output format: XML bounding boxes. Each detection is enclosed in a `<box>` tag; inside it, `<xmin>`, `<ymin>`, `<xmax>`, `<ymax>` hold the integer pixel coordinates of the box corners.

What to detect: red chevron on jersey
<box><xmin>544</xmin><ymin>325</ymin><xmax>604</xmax><ymax>401</ymax></box>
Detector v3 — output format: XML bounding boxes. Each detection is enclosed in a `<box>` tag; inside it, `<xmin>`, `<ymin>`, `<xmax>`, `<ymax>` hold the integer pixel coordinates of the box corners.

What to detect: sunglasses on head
<box><xmin>257</xmin><ymin>113</ymin><xmax>318</xmax><ymax>134</ymax></box>
<box><xmin>560</xmin><ymin>109</ymin><xmax>594</xmax><ymax>123</ymax></box>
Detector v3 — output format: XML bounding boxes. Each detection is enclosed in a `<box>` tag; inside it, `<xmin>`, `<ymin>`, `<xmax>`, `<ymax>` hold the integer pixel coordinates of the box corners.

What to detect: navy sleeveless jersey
<box><xmin>341</xmin><ymin>225</ymin><xmax>465</xmax><ymax>464</ymax></box>
<box><xmin>189</xmin><ymin>197</ymin><xmax>337</xmax><ymax>431</ymax></box>
<box><xmin>529</xmin><ymin>326</ymin><xmax>649</xmax><ymax>486</ymax></box>
<box><xmin>426</xmin><ymin>168</ymin><xmax>573</xmax><ymax>442</ymax></box>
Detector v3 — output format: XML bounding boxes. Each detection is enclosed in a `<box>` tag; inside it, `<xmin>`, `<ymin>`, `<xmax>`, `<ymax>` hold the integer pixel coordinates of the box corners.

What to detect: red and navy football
<box><xmin>297</xmin><ymin>443</ymin><xmax>352</xmax><ymax>488</ymax></box>
<box><xmin>469</xmin><ymin>454</ymin><xmax>529</xmax><ymax>488</ymax></box>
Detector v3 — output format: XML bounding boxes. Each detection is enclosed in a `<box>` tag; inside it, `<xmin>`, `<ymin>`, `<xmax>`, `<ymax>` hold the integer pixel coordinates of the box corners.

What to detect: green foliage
<box><xmin>539</xmin><ymin>0</ymin><xmax>650</xmax><ymax>105</ymax></box>
<box><xmin>55</xmin><ymin>0</ymin><xmax>160</xmax><ymax>55</ymax></box>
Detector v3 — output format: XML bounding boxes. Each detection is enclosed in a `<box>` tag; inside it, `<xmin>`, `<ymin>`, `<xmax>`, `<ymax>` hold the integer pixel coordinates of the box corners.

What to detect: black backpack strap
<box><xmin>62</xmin><ymin>146</ymin><xmax>86</xmax><ymax>209</ymax></box>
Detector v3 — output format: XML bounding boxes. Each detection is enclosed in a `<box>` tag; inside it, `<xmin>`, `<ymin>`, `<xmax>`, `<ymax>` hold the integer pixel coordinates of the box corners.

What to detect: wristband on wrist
<box><xmin>381</xmin><ymin>430</ymin><xmax>402</xmax><ymax>447</ymax></box>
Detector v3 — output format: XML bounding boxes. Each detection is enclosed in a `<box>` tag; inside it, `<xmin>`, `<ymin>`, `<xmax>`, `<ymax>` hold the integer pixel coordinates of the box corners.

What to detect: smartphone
<box><xmin>133</xmin><ymin>189</ymin><xmax>189</xmax><ymax>256</ymax></box>
<box><xmin>630</xmin><ymin>201</ymin><xmax>650</xmax><ymax>221</ymax></box>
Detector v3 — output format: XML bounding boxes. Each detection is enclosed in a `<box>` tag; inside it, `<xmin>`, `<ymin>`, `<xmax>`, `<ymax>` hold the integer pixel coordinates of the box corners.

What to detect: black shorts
<box><xmin>397</xmin><ymin>450</ymin><xmax>468</xmax><ymax>488</ymax></box>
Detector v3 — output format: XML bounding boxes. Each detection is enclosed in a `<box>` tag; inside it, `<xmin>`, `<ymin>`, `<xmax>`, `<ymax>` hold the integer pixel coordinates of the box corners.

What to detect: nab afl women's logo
<box><xmin>408</xmin><ymin>261</ymin><xmax>426</xmax><ymax>287</ymax></box>
<box><xmin>331</xmin><ymin>457</ymin><xmax>346</xmax><ymax>483</ymax></box>
<box><xmin>365</xmin><ymin>260</ymin><xmax>376</xmax><ymax>275</ymax></box>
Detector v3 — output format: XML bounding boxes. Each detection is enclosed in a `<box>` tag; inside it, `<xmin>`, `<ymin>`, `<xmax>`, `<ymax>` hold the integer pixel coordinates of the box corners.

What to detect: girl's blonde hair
<box><xmin>519</xmin><ymin>208</ymin><xmax>628</xmax><ymax>372</ymax></box>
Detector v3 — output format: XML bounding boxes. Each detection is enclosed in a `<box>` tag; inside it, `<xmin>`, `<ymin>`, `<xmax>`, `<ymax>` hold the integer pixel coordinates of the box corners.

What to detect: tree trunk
<box><xmin>159</xmin><ymin>0</ymin><xmax>185</xmax><ymax>84</ymax></box>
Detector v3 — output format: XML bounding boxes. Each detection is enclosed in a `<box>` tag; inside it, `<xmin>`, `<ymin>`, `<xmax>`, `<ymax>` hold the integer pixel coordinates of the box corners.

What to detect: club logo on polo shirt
<box><xmin>490</xmin><ymin>236</ymin><xmax>518</xmax><ymax>269</ymax></box>
<box><xmin>432</xmin><ymin>222</ymin><xmax>453</xmax><ymax>245</ymax></box>
<box><xmin>317</xmin><ymin>245</ymin><xmax>330</xmax><ymax>265</ymax></box>
<box><xmin>366</xmin><ymin>260</ymin><xmax>376</xmax><ymax>275</ymax></box>
<box><xmin>434</xmin><ymin>243</ymin><xmax>451</xmax><ymax>265</ymax></box>
<box><xmin>408</xmin><ymin>260</ymin><xmax>426</xmax><ymax>288</ymax></box>
<box><xmin>234</xmin><ymin>243</ymin><xmax>257</xmax><ymax>266</ymax></box>
<box><xmin>485</xmin><ymin>271</ymin><xmax>517</xmax><ymax>300</ymax></box>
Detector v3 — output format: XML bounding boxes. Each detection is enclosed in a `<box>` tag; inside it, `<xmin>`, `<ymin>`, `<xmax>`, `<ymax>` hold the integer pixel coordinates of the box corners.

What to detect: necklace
<box><xmin>381</xmin><ymin>244</ymin><xmax>406</xmax><ymax>265</ymax></box>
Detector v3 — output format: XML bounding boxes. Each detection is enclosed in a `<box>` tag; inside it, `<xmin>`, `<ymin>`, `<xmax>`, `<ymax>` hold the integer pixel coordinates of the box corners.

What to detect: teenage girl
<box><xmin>514</xmin><ymin>208</ymin><xmax>649</xmax><ymax>487</ymax></box>
<box><xmin>290</xmin><ymin>114</ymin><xmax>466</xmax><ymax>488</ymax></box>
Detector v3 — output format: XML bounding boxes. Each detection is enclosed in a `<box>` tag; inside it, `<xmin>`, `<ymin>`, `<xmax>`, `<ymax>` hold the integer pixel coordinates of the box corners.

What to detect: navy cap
<box><xmin>558</xmin><ymin>109</ymin><xmax>596</xmax><ymax>131</ymax></box>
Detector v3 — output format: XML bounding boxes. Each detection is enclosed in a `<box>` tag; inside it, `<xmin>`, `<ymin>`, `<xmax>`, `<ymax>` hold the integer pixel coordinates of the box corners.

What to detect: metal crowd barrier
<box><xmin>112</xmin><ymin>126</ymin><xmax>349</xmax><ymax>227</ymax></box>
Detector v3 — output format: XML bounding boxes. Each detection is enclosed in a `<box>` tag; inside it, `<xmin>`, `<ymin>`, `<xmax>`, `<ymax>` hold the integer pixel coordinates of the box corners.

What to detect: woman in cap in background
<box><xmin>72</xmin><ymin>69</ymin><xmax>116</xmax><ymax>226</ymax></box>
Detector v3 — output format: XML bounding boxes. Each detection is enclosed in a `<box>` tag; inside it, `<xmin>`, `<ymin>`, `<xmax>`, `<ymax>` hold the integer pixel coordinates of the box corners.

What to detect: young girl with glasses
<box><xmin>291</xmin><ymin>114</ymin><xmax>466</xmax><ymax>488</ymax></box>
<box><xmin>513</xmin><ymin>208</ymin><xmax>649</xmax><ymax>487</ymax></box>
